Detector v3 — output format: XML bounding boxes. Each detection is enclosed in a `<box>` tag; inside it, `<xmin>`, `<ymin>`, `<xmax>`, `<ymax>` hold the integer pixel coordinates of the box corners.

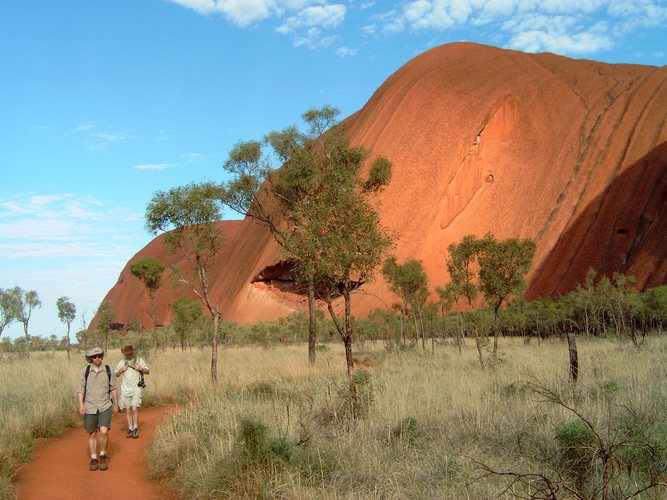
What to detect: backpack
<box><xmin>83</xmin><ymin>364</ymin><xmax>111</xmax><ymax>402</ymax></box>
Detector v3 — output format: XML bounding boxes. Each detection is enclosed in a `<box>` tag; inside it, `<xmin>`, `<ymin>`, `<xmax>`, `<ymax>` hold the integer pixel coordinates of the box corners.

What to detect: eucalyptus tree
<box><xmin>129</xmin><ymin>256</ymin><xmax>166</xmax><ymax>346</ymax></box>
<box><xmin>146</xmin><ymin>182</ymin><xmax>225</xmax><ymax>383</ymax></box>
<box><xmin>476</xmin><ymin>234</ymin><xmax>536</xmax><ymax>358</ymax></box>
<box><xmin>447</xmin><ymin>236</ymin><xmax>487</xmax><ymax>368</ymax></box>
<box><xmin>8</xmin><ymin>287</ymin><xmax>41</xmax><ymax>357</ymax></box>
<box><xmin>56</xmin><ymin>296</ymin><xmax>76</xmax><ymax>359</ymax></box>
<box><xmin>0</xmin><ymin>288</ymin><xmax>16</xmax><ymax>340</ymax></box>
<box><xmin>382</xmin><ymin>256</ymin><xmax>429</xmax><ymax>351</ymax></box>
<box><xmin>96</xmin><ymin>301</ymin><xmax>115</xmax><ymax>353</ymax></box>
<box><xmin>222</xmin><ymin>105</ymin><xmax>392</xmax><ymax>366</ymax></box>
<box><xmin>280</xmin><ymin>136</ymin><xmax>393</xmax><ymax>390</ymax></box>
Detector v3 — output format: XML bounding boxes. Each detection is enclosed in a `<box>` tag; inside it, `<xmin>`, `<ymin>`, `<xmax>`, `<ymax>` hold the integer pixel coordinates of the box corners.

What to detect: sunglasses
<box><xmin>91</xmin><ymin>354</ymin><xmax>104</xmax><ymax>359</ymax></box>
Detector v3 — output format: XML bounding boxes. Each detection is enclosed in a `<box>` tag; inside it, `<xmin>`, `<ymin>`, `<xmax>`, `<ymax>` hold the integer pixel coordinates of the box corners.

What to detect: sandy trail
<box><xmin>15</xmin><ymin>406</ymin><xmax>179</xmax><ymax>500</ymax></box>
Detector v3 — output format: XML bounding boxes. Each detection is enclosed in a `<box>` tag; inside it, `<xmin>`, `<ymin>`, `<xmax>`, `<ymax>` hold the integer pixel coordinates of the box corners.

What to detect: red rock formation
<box><xmin>95</xmin><ymin>42</ymin><xmax>667</xmax><ymax>330</ymax></box>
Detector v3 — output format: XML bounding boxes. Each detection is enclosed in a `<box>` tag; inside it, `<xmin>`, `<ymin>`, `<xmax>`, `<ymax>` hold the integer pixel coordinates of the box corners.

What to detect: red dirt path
<box><xmin>15</xmin><ymin>406</ymin><xmax>180</xmax><ymax>500</ymax></box>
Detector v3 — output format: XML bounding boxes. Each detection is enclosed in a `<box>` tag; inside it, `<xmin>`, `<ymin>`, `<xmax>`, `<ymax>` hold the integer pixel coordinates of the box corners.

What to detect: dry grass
<box><xmin>147</xmin><ymin>336</ymin><xmax>667</xmax><ymax>498</ymax></box>
<box><xmin>3</xmin><ymin>337</ymin><xmax>666</xmax><ymax>498</ymax></box>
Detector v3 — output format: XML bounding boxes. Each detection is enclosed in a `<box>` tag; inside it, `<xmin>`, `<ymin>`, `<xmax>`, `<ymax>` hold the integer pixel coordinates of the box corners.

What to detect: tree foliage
<box><xmin>56</xmin><ymin>296</ymin><xmax>76</xmax><ymax>359</ymax></box>
<box><xmin>0</xmin><ymin>288</ymin><xmax>17</xmax><ymax>339</ymax></box>
<box><xmin>145</xmin><ymin>182</ymin><xmax>225</xmax><ymax>382</ymax></box>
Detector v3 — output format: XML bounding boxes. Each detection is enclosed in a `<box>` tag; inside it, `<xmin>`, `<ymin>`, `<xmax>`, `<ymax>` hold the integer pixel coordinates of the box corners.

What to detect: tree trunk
<box><xmin>151</xmin><ymin>291</ymin><xmax>158</xmax><ymax>349</ymax></box>
<box><xmin>307</xmin><ymin>276</ymin><xmax>317</xmax><ymax>365</ymax></box>
<box><xmin>492</xmin><ymin>304</ymin><xmax>500</xmax><ymax>358</ymax></box>
<box><xmin>66</xmin><ymin>323</ymin><xmax>71</xmax><ymax>360</ymax></box>
<box><xmin>211</xmin><ymin>311</ymin><xmax>219</xmax><ymax>383</ymax></box>
<box><xmin>474</xmin><ymin>327</ymin><xmax>484</xmax><ymax>369</ymax></box>
<box><xmin>567</xmin><ymin>331</ymin><xmax>579</xmax><ymax>383</ymax></box>
<box><xmin>399</xmin><ymin>308</ymin><xmax>405</xmax><ymax>346</ymax></box>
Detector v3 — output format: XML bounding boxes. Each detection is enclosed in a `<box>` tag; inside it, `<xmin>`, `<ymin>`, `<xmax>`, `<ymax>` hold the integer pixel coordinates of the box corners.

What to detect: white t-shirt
<box><xmin>115</xmin><ymin>356</ymin><xmax>149</xmax><ymax>396</ymax></box>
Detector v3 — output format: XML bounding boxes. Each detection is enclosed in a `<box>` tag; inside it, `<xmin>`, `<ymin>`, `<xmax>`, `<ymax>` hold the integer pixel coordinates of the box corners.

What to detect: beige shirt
<box><xmin>76</xmin><ymin>364</ymin><xmax>117</xmax><ymax>414</ymax></box>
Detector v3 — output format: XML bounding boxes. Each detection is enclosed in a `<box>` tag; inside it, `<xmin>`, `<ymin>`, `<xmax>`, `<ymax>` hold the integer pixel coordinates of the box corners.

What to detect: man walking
<box><xmin>115</xmin><ymin>344</ymin><xmax>150</xmax><ymax>438</ymax></box>
<box><xmin>76</xmin><ymin>347</ymin><xmax>119</xmax><ymax>471</ymax></box>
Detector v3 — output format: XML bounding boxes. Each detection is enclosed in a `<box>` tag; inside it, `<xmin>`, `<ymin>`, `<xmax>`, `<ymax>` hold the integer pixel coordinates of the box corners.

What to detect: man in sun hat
<box><xmin>76</xmin><ymin>346</ymin><xmax>119</xmax><ymax>471</ymax></box>
<box><xmin>115</xmin><ymin>344</ymin><xmax>150</xmax><ymax>439</ymax></box>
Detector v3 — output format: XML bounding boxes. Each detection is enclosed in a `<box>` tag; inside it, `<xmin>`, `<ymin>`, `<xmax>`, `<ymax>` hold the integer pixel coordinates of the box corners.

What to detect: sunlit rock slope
<box><xmin>95</xmin><ymin>42</ymin><xmax>667</xmax><ymax>330</ymax></box>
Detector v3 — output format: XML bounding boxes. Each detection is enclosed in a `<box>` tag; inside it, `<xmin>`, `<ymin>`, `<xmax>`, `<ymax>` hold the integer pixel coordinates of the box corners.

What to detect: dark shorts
<box><xmin>83</xmin><ymin>407</ymin><xmax>113</xmax><ymax>433</ymax></box>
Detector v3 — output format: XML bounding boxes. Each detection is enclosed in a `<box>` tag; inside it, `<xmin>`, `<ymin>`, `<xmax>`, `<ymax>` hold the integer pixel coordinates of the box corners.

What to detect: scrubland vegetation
<box><xmin>4</xmin><ymin>332</ymin><xmax>666</xmax><ymax>498</ymax></box>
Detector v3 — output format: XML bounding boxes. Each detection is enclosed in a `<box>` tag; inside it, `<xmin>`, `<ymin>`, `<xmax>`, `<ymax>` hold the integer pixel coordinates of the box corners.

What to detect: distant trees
<box><xmin>0</xmin><ymin>288</ymin><xmax>16</xmax><ymax>339</ymax></box>
<box><xmin>129</xmin><ymin>256</ymin><xmax>166</xmax><ymax>346</ymax></box>
<box><xmin>382</xmin><ymin>257</ymin><xmax>429</xmax><ymax>350</ymax></box>
<box><xmin>6</xmin><ymin>287</ymin><xmax>41</xmax><ymax>357</ymax></box>
<box><xmin>446</xmin><ymin>234</ymin><xmax>536</xmax><ymax>366</ymax></box>
<box><xmin>96</xmin><ymin>301</ymin><xmax>116</xmax><ymax>353</ymax></box>
<box><xmin>171</xmin><ymin>296</ymin><xmax>204</xmax><ymax>351</ymax></box>
<box><xmin>146</xmin><ymin>182</ymin><xmax>226</xmax><ymax>383</ymax></box>
<box><xmin>56</xmin><ymin>296</ymin><xmax>76</xmax><ymax>359</ymax></box>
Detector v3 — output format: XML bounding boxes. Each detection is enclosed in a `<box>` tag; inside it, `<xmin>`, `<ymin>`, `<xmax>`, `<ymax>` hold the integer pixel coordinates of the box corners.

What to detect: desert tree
<box><xmin>7</xmin><ymin>286</ymin><xmax>41</xmax><ymax>357</ymax></box>
<box><xmin>146</xmin><ymin>182</ymin><xmax>225</xmax><ymax>383</ymax></box>
<box><xmin>96</xmin><ymin>301</ymin><xmax>116</xmax><ymax>353</ymax></box>
<box><xmin>0</xmin><ymin>288</ymin><xmax>17</xmax><ymax>340</ymax></box>
<box><xmin>476</xmin><ymin>234</ymin><xmax>536</xmax><ymax>358</ymax></box>
<box><xmin>281</xmin><ymin>137</ymin><xmax>393</xmax><ymax>393</ymax></box>
<box><xmin>56</xmin><ymin>296</ymin><xmax>76</xmax><ymax>359</ymax></box>
<box><xmin>222</xmin><ymin>105</ymin><xmax>392</xmax><ymax>366</ymax></box>
<box><xmin>129</xmin><ymin>256</ymin><xmax>166</xmax><ymax>347</ymax></box>
<box><xmin>171</xmin><ymin>296</ymin><xmax>203</xmax><ymax>351</ymax></box>
<box><xmin>382</xmin><ymin>256</ymin><xmax>429</xmax><ymax>351</ymax></box>
<box><xmin>446</xmin><ymin>236</ymin><xmax>487</xmax><ymax>368</ymax></box>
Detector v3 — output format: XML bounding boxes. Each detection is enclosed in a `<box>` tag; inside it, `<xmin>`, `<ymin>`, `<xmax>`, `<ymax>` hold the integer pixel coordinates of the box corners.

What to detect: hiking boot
<box><xmin>89</xmin><ymin>458</ymin><xmax>99</xmax><ymax>471</ymax></box>
<box><xmin>126</xmin><ymin>428</ymin><xmax>134</xmax><ymax>438</ymax></box>
<box><xmin>99</xmin><ymin>455</ymin><xmax>108</xmax><ymax>471</ymax></box>
<box><xmin>132</xmin><ymin>428</ymin><xmax>139</xmax><ymax>439</ymax></box>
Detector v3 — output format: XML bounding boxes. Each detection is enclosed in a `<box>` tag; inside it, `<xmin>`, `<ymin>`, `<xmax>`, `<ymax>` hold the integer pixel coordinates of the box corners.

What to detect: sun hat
<box><xmin>121</xmin><ymin>344</ymin><xmax>135</xmax><ymax>355</ymax></box>
<box><xmin>85</xmin><ymin>347</ymin><xmax>104</xmax><ymax>361</ymax></box>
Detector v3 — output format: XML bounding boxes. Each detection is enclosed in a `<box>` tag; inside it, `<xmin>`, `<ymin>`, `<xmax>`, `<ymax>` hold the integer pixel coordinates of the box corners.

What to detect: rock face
<box><xmin>95</xmin><ymin>42</ymin><xmax>667</xmax><ymax>330</ymax></box>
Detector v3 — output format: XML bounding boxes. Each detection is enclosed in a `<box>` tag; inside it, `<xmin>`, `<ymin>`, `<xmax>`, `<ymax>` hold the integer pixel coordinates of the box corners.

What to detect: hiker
<box><xmin>76</xmin><ymin>346</ymin><xmax>119</xmax><ymax>471</ymax></box>
<box><xmin>115</xmin><ymin>344</ymin><xmax>150</xmax><ymax>439</ymax></box>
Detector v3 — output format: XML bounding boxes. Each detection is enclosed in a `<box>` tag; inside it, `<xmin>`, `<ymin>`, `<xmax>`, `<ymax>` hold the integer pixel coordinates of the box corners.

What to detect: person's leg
<box><xmin>98</xmin><ymin>427</ymin><xmax>109</xmax><ymax>470</ymax></box>
<box><xmin>84</xmin><ymin>412</ymin><xmax>100</xmax><ymax>470</ymax></box>
<box><xmin>97</xmin><ymin>407</ymin><xmax>112</xmax><ymax>471</ymax></box>
<box><xmin>88</xmin><ymin>432</ymin><xmax>97</xmax><ymax>457</ymax></box>
<box><xmin>125</xmin><ymin>408</ymin><xmax>134</xmax><ymax>434</ymax></box>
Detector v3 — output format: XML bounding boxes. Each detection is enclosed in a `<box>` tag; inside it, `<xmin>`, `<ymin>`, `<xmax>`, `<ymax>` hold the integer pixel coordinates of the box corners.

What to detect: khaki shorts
<box><xmin>84</xmin><ymin>407</ymin><xmax>112</xmax><ymax>433</ymax></box>
<box><xmin>119</xmin><ymin>391</ymin><xmax>143</xmax><ymax>410</ymax></box>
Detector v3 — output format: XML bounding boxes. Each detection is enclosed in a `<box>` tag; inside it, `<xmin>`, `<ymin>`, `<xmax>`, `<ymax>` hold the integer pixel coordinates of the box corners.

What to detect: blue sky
<box><xmin>1</xmin><ymin>0</ymin><xmax>665</xmax><ymax>340</ymax></box>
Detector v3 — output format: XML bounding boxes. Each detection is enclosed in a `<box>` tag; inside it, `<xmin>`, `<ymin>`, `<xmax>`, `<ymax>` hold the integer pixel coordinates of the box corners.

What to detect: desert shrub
<box><xmin>390</xmin><ymin>415</ymin><xmax>421</xmax><ymax>446</ymax></box>
<box><xmin>554</xmin><ymin>419</ymin><xmax>596</xmax><ymax>488</ymax></box>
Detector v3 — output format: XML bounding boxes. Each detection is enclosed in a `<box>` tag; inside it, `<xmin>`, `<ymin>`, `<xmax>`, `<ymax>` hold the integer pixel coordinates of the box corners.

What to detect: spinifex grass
<box><xmin>147</xmin><ymin>337</ymin><xmax>667</xmax><ymax>498</ymax></box>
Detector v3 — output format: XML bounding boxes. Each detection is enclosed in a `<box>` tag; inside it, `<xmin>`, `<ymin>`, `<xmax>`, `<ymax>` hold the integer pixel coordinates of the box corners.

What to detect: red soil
<box><xmin>15</xmin><ymin>406</ymin><xmax>179</xmax><ymax>500</ymax></box>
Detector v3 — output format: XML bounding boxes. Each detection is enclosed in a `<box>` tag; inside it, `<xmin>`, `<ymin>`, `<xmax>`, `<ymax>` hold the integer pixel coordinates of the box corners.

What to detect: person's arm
<box><xmin>111</xmin><ymin>387</ymin><xmax>119</xmax><ymax>414</ymax></box>
<box><xmin>77</xmin><ymin>391</ymin><xmax>85</xmax><ymax>415</ymax></box>
<box><xmin>76</xmin><ymin>369</ymin><xmax>86</xmax><ymax>415</ymax></box>
<box><xmin>134</xmin><ymin>358</ymin><xmax>149</xmax><ymax>374</ymax></box>
<box><xmin>115</xmin><ymin>359</ymin><xmax>128</xmax><ymax>377</ymax></box>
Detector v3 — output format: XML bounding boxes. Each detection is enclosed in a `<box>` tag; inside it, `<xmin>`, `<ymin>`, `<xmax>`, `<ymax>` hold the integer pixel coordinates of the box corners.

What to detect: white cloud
<box><xmin>134</xmin><ymin>163</ymin><xmax>177</xmax><ymax>170</ymax></box>
<box><xmin>336</xmin><ymin>46</ymin><xmax>358</xmax><ymax>56</ymax></box>
<box><xmin>73</xmin><ymin>124</ymin><xmax>95</xmax><ymax>132</ymax></box>
<box><xmin>292</xmin><ymin>28</ymin><xmax>338</xmax><ymax>48</ymax></box>
<box><xmin>371</xmin><ymin>0</ymin><xmax>663</xmax><ymax>57</ymax></box>
<box><xmin>183</xmin><ymin>152</ymin><xmax>207</xmax><ymax>162</ymax></box>
<box><xmin>276</xmin><ymin>4</ymin><xmax>346</xmax><ymax>33</ymax></box>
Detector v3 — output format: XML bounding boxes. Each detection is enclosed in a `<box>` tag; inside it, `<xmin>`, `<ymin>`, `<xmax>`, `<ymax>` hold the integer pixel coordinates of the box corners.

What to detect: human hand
<box><xmin>79</xmin><ymin>403</ymin><xmax>85</xmax><ymax>416</ymax></box>
<box><xmin>113</xmin><ymin>404</ymin><xmax>119</xmax><ymax>415</ymax></box>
